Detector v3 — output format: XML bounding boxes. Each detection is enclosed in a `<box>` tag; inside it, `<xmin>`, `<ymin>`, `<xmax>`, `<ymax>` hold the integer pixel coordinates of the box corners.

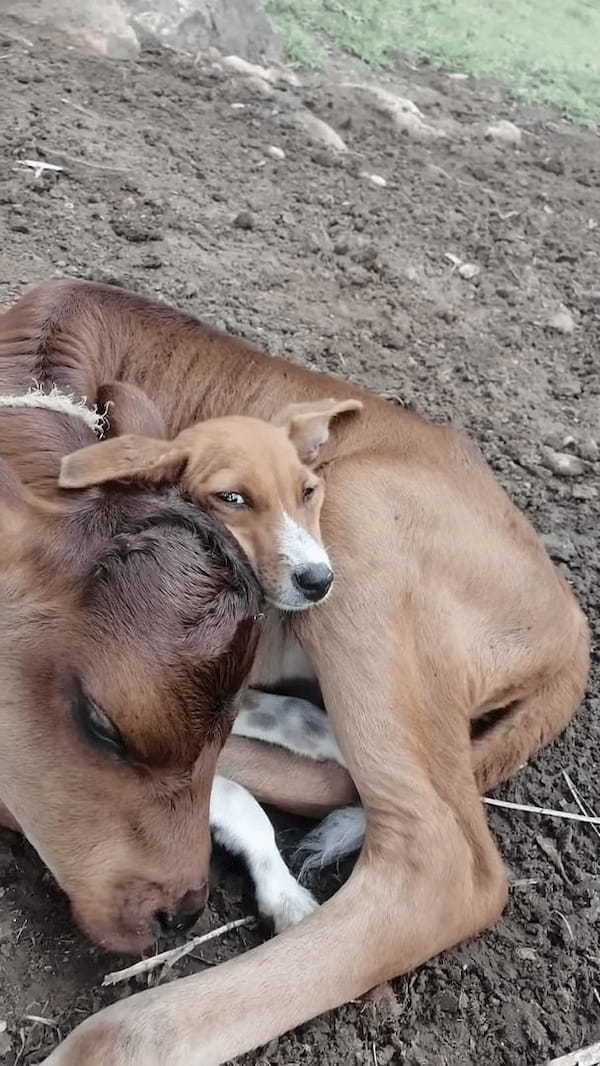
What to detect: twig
<box><xmin>562</xmin><ymin>771</ymin><xmax>600</xmax><ymax>841</ymax></box>
<box><xmin>483</xmin><ymin>797</ymin><xmax>600</xmax><ymax>824</ymax></box>
<box><xmin>43</xmin><ymin>149</ymin><xmax>129</xmax><ymax>173</ymax></box>
<box><xmin>546</xmin><ymin>1041</ymin><xmax>600</xmax><ymax>1066</ymax></box>
<box><xmin>103</xmin><ymin>916</ymin><xmax>255</xmax><ymax>987</ymax></box>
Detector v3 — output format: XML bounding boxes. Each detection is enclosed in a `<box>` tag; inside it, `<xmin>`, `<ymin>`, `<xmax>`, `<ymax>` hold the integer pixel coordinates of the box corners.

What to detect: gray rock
<box><xmin>541</xmin><ymin>532</ymin><xmax>576</xmax><ymax>563</ymax></box>
<box><xmin>233</xmin><ymin>210</ymin><xmax>255</xmax><ymax>230</ymax></box>
<box><xmin>3</xmin><ymin>0</ymin><xmax>140</xmax><ymax>58</ymax></box>
<box><xmin>4</xmin><ymin>0</ymin><xmax>282</xmax><ymax>61</ymax></box>
<box><xmin>546</xmin><ymin>308</ymin><xmax>575</xmax><ymax>334</ymax></box>
<box><xmin>485</xmin><ymin>120</ymin><xmax>523</xmax><ymax>146</ymax></box>
<box><xmin>576</xmin><ymin>437</ymin><xmax>599</xmax><ymax>462</ymax></box>
<box><xmin>126</xmin><ymin>0</ymin><xmax>281</xmax><ymax>60</ymax></box>
<box><xmin>542</xmin><ymin>448</ymin><xmax>585</xmax><ymax>477</ymax></box>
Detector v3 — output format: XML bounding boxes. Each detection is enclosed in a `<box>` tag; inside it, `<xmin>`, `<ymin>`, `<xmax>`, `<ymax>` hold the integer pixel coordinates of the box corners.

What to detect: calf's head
<box><xmin>0</xmin><ymin>458</ymin><xmax>262</xmax><ymax>952</ymax></box>
<box><xmin>60</xmin><ymin>396</ymin><xmax>362</xmax><ymax>610</ymax></box>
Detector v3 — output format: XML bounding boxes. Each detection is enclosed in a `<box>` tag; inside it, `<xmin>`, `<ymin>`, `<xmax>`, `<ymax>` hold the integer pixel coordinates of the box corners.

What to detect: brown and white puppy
<box><xmin>59</xmin><ymin>397</ymin><xmax>362</xmax><ymax>612</ymax></box>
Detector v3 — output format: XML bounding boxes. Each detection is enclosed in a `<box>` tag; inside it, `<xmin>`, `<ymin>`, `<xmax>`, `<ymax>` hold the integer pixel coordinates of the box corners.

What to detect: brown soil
<box><xmin>0</xmin><ymin>16</ymin><xmax>599</xmax><ymax>1066</ymax></box>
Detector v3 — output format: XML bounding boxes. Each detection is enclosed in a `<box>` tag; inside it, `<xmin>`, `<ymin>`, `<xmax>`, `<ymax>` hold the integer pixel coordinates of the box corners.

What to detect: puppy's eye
<box><xmin>214</xmin><ymin>491</ymin><xmax>248</xmax><ymax>509</ymax></box>
<box><xmin>303</xmin><ymin>484</ymin><xmax>317</xmax><ymax>503</ymax></box>
<box><xmin>73</xmin><ymin>682</ymin><xmax>125</xmax><ymax>759</ymax></box>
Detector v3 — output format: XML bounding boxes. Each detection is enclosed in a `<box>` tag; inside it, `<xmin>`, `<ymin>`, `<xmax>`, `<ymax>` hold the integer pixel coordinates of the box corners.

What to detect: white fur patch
<box><xmin>0</xmin><ymin>384</ymin><xmax>109</xmax><ymax>438</ymax></box>
<box><xmin>278</xmin><ymin>512</ymin><xmax>331</xmax><ymax>570</ymax></box>
<box><xmin>210</xmin><ymin>776</ymin><xmax>318</xmax><ymax>932</ymax></box>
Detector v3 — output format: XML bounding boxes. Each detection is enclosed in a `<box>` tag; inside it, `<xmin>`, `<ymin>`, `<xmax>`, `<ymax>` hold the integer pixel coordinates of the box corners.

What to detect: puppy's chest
<box><xmin>250</xmin><ymin>617</ymin><xmax>321</xmax><ymax>706</ymax></box>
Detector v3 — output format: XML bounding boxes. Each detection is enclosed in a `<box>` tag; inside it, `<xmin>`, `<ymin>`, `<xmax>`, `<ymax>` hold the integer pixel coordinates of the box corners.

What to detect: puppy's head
<box><xmin>60</xmin><ymin>393</ymin><xmax>362</xmax><ymax>611</ymax></box>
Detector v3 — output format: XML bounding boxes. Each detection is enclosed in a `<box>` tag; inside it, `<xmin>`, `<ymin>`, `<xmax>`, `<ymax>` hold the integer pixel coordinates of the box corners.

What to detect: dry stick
<box><xmin>546</xmin><ymin>1041</ymin><xmax>600</xmax><ymax>1066</ymax></box>
<box><xmin>562</xmin><ymin>770</ymin><xmax>600</xmax><ymax>841</ymax></box>
<box><xmin>103</xmin><ymin>916</ymin><xmax>255</xmax><ymax>987</ymax></box>
<box><xmin>483</xmin><ymin>797</ymin><xmax>600</xmax><ymax>824</ymax></box>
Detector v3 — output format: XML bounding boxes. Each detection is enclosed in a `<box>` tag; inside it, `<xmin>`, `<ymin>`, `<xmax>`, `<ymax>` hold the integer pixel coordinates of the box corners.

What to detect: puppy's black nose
<box><xmin>293</xmin><ymin>564</ymin><xmax>334</xmax><ymax>602</ymax></box>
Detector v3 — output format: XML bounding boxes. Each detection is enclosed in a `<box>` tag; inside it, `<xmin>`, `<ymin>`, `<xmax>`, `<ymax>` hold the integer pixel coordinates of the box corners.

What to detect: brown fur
<box><xmin>58</xmin><ymin>392</ymin><xmax>361</xmax><ymax>609</ymax></box>
<box><xmin>0</xmin><ymin>281</ymin><xmax>589</xmax><ymax>1066</ymax></box>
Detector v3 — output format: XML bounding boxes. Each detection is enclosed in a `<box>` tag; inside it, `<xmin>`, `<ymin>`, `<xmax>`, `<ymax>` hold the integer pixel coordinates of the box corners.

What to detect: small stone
<box><xmin>547</xmin><ymin>308</ymin><xmax>575</xmax><ymax>334</ymax></box>
<box><xmin>267</xmin><ymin>145</ymin><xmax>285</xmax><ymax>160</ymax></box>
<box><xmin>289</xmin><ymin>111</ymin><xmax>348</xmax><ymax>153</ymax></box>
<box><xmin>434</xmin><ymin>990</ymin><xmax>459</xmax><ymax>1013</ymax></box>
<box><xmin>0</xmin><ymin>1029</ymin><xmax>10</xmax><ymax>1058</ymax></box>
<box><xmin>485</xmin><ymin>120</ymin><xmax>523</xmax><ymax>146</ymax></box>
<box><xmin>575</xmin><ymin>438</ymin><xmax>599</xmax><ymax>462</ymax></box>
<box><xmin>572</xmin><ymin>484</ymin><xmax>598</xmax><ymax>501</ymax></box>
<box><xmin>516</xmin><ymin>947</ymin><xmax>538</xmax><ymax>962</ymax></box>
<box><xmin>244</xmin><ymin>75</ymin><xmax>274</xmax><ymax>97</ymax></box>
<box><xmin>458</xmin><ymin>262</ymin><xmax>480</xmax><ymax>279</ymax></box>
<box><xmin>233</xmin><ymin>211</ymin><xmax>255</xmax><ymax>230</ymax></box>
<box><xmin>541</xmin><ymin>532</ymin><xmax>576</xmax><ymax>563</ymax></box>
<box><xmin>360</xmin><ymin>171</ymin><xmax>387</xmax><ymax>187</ymax></box>
<box><xmin>542</xmin><ymin>449</ymin><xmax>585</xmax><ymax>477</ymax></box>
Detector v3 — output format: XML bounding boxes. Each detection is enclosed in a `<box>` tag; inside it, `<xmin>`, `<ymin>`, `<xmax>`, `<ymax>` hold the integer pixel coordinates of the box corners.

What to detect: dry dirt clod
<box><xmin>458</xmin><ymin>262</ymin><xmax>480</xmax><ymax>279</ymax></box>
<box><xmin>0</xmin><ymin>1028</ymin><xmax>11</xmax><ymax>1059</ymax></box>
<box><xmin>244</xmin><ymin>75</ymin><xmax>274</xmax><ymax>97</ymax></box>
<box><xmin>343</xmin><ymin>83</ymin><xmax>445</xmax><ymax>140</ymax></box>
<box><xmin>233</xmin><ymin>210</ymin><xmax>255</xmax><ymax>230</ymax></box>
<box><xmin>547</xmin><ymin>308</ymin><xmax>575</xmax><ymax>334</ymax></box>
<box><xmin>542</xmin><ymin>449</ymin><xmax>586</xmax><ymax>477</ymax></box>
<box><xmin>485</xmin><ymin>120</ymin><xmax>523</xmax><ymax>146</ymax></box>
<box><xmin>360</xmin><ymin>171</ymin><xmax>387</xmax><ymax>187</ymax></box>
<box><xmin>576</xmin><ymin>438</ymin><xmax>599</xmax><ymax>462</ymax></box>
<box><xmin>288</xmin><ymin>111</ymin><xmax>348</xmax><ymax>153</ymax></box>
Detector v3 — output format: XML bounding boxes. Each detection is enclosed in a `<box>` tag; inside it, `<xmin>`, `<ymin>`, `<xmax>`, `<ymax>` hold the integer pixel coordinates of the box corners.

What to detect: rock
<box><xmin>360</xmin><ymin>171</ymin><xmax>387</xmax><ymax>187</ymax></box>
<box><xmin>542</xmin><ymin>448</ymin><xmax>585</xmax><ymax>477</ymax></box>
<box><xmin>3</xmin><ymin>0</ymin><xmax>140</xmax><ymax>58</ymax></box>
<box><xmin>0</xmin><ymin>1029</ymin><xmax>11</xmax><ymax>1059</ymax></box>
<box><xmin>266</xmin><ymin>145</ymin><xmax>285</xmax><ymax>160</ymax></box>
<box><xmin>575</xmin><ymin>437</ymin><xmax>599</xmax><ymax>462</ymax></box>
<box><xmin>222</xmin><ymin>54</ymin><xmax>297</xmax><ymax>86</ymax></box>
<box><xmin>485</xmin><ymin>120</ymin><xmax>523</xmax><ymax>146</ymax></box>
<box><xmin>572</xmin><ymin>484</ymin><xmax>598</xmax><ymax>501</ymax></box>
<box><xmin>547</xmin><ymin>308</ymin><xmax>575</xmax><ymax>334</ymax></box>
<box><xmin>541</xmin><ymin>532</ymin><xmax>576</xmax><ymax>563</ymax></box>
<box><xmin>434</xmin><ymin>990</ymin><xmax>459</xmax><ymax>1013</ymax></box>
<box><xmin>343</xmin><ymin>83</ymin><xmax>444</xmax><ymax>140</ymax></box>
<box><xmin>458</xmin><ymin>262</ymin><xmax>480</xmax><ymax>280</ymax></box>
<box><xmin>288</xmin><ymin>112</ymin><xmax>348</xmax><ymax>153</ymax></box>
<box><xmin>233</xmin><ymin>210</ymin><xmax>255</xmax><ymax>230</ymax></box>
<box><xmin>128</xmin><ymin>0</ymin><xmax>281</xmax><ymax>61</ymax></box>
<box><xmin>244</xmin><ymin>75</ymin><xmax>274</xmax><ymax>97</ymax></box>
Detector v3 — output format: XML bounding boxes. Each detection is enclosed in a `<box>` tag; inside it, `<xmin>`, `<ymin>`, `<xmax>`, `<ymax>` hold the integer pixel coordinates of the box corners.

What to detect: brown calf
<box><xmin>0</xmin><ymin>281</ymin><xmax>589</xmax><ymax>1066</ymax></box>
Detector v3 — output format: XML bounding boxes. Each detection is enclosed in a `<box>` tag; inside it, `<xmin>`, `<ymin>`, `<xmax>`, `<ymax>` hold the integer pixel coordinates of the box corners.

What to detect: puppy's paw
<box><xmin>258</xmin><ymin>876</ymin><xmax>319</xmax><ymax>934</ymax></box>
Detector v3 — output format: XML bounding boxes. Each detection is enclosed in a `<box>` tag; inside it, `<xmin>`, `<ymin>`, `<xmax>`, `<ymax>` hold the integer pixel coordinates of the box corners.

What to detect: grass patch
<box><xmin>266</xmin><ymin>0</ymin><xmax>600</xmax><ymax>122</ymax></box>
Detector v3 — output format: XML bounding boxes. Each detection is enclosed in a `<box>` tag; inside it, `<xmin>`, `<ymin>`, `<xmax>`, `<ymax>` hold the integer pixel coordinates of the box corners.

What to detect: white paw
<box><xmin>258</xmin><ymin>877</ymin><xmax>319</xmax><ymax>933</ymax></box>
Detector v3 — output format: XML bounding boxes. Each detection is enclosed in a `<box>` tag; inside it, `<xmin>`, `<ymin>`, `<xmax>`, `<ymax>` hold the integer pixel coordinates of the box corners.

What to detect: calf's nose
<box><xmin>154</xmin><ymin>884</ymin><xmax>208</xmax><ymax>937</ymax></box>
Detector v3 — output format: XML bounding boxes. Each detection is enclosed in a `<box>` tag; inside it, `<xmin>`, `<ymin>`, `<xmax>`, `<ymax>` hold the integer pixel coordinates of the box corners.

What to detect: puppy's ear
<box><xmin>97</xmin><ymin>381</ymin><xmax>167</xmax><ymax>440</ymax></box>
<box><xmin>273</xmin><ymin>398</ymin><xmax>363</xmax><ymax>465</ymax></box>
<box><xmin>59</xmin><ymin>435</ymin><xmax>189</xmax><ymax>490</ymax></box>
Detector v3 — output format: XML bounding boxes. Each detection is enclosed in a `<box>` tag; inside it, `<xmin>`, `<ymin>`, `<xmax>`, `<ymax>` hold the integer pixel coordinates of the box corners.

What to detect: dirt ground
<box><xmin>0</xmin><ymin>15</ymin><xmax>599</xmax><ymax>1066</ymax></box>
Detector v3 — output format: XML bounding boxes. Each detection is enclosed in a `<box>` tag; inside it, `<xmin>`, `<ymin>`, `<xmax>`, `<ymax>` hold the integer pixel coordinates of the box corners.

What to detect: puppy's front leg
<box><xmin>210</xmin><ymin>776</ymin><xmax>317</xmax><ymax>932</ymax></box>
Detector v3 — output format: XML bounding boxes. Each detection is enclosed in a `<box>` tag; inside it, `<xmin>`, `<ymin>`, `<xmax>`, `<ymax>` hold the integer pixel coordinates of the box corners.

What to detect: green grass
<box><xmin>266</xmin><ymin>0</ymin><xmax>600</xmax><ymax>122</ymax></box>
